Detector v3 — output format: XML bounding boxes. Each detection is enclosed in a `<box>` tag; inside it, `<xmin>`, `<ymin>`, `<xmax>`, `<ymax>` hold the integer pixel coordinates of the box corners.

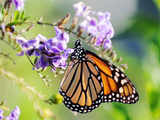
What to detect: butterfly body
<box><xmin>59</xmin><ymin>40</ymin><xmax>139</xmax><ymax>113</ymax></box>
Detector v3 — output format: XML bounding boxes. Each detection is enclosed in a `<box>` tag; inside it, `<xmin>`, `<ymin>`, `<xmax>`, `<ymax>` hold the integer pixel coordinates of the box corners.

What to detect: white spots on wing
<box><xmin>116</xmin><ymin>94</ymin><xmax>120</xmax><ymax>98</ymax></box>
<box><xmin>98</xmin><ymin>76</ymin><xmax>101</xmax><ymax>80</ymax></box>
<box><xmin>108</xmin><ymin>99</ymin><xmax>112</xmax><ymax>102</ymax></box>
<box><xmin>127</xmin><ymin>97</ymin><xmax>130</xmax><ymax>100</ymax></box>
<box><xmin>121</xmin><ymin>79</ymin><xmax>127</xmax><ymax>85</ymax></box>
<box><xmin>115</xmin><ymin>68</ymin><xmax>119</xmax><ymax>72</ymax></box>
<box><xmin>123</xmin><ymin>97</ymin><xmax>126</xmax><ymax>100</ymax></box>
<box><xmin>135</xmin><ymin>97</ymin><xmax>138</xmax><ymax>101</ymax></box>
<box><xmin>133</xmin><ymin>89</ymin><xmax>136</xmax><ymax>94</ymax></box>
<box><xmin>110</xmin><ymin>67</ymin><xmax>113</xmax><ymax>71</ymax></box>
<box><xmin>121</xmin><ymin>73</ymin><xmax>125</xmax><ymax>77</ymax></box>
<box><xmin>114</xmin><ymin>76</ymin><xmax>118</xmax><ymax>82</ymax></box>
<box><xmin>115</xmin><ymin>72</ymin><xmax>120</xmax><ymax>77</ymax></box>
<box><xmin>84</xmin><ymin>110</ymin><xmax>87</xmax><ymax>113</ymax></box>
<box><xmin>72</xmin><ymin>105</ymin><xmax>75</xmax><ymax>107</ymax></box>
<box><xmin>112</xmin><ymin>97</ymin><xmax>116</xmax><ymax>101</ymax></box>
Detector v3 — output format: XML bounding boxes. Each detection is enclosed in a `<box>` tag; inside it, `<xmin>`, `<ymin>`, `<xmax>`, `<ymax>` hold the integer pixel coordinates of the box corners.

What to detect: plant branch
<box><xmin>0</xmin><ymin>68</ymin><xmax>45</xmax><ymax>101</ymax></box>
<box><xmin>37</xmin><ymin>21</ymin><xmax>86</xmax><ymax>40</ymax></box>
<box><xmin>0</xmin><ymin>51</ymin><xmax>16</xmax><ymax>64</ymax></box>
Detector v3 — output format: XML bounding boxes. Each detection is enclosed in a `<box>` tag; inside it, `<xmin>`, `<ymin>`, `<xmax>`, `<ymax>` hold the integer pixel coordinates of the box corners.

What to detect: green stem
<box><xmin>37</xmin><ymin>21</ymin><xmax>86</xmax><ymax>40</ymax></box>
<box><xmin>0</xmin><ymin>51</ymin><xmax>15</xmax><ymax>64</ymax></box>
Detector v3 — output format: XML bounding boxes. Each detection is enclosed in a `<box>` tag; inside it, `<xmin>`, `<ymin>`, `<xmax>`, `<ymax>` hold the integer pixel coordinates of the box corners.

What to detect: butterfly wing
<box><xmin>60</xmin><ymin>39</ymin><xmax>139</xmax><ymax>113</ymax></box>
<box><xmin>86</xmin><ymin>50</ymin><xmax>139</xmax><ymax>104</ymax></box>
<box><xmin>59</xmin><ymin>59</ymin><xmax>104</xmax><ymax>113</ymax></box>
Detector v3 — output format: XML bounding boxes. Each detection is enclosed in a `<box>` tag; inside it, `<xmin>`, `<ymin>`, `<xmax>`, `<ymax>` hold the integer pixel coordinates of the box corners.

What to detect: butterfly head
<box><xmin>71</xmin><ymin>40</ymin><xmax>86</xmax><ymax>61</ymax></box>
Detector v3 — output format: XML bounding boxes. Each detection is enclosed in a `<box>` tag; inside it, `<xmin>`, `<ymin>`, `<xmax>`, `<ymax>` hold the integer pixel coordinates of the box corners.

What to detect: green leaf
<box><xmin>20</xmin><ymin>11</ymin><xmax>25</xmax><ymax>20</ymax></box>
<box><xmin>113</xmin><ymin>103</ymin><xmax>131</xmax><ymax>120</ymax></box>
<box><xmin>1</xmin><ymin>7</ymin><xmax>4</xmax><ymax>15</ymax></box>
<box><xmin>0</xmin><ymin>8</ymin><xmax>4</xmax><ymax>21</ymax></box>
<box><xmin>13</xmin><ymin>10</ymin><xmax>20</xmax><ymax>22</ymax></box>
<box><xmin>146</xmin><ymin>82</ymin><xmax>160</xmax><ymax>113</ymax></box>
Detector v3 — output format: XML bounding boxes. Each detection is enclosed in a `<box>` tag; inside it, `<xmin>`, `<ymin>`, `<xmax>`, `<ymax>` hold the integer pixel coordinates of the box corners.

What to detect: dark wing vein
<box><xmin>85</xmin><ymin>61</ymin><xmax>99</xmax><ymax>95</ymax></box>
<box><xmin>60</xmin><ymin>61</ymin><xmax>79</xmax><ymax>89</ymax></box>
<box><xmin>65</xmin><ymin>63</ymin><xmax>80</xmax><ymax>93</ymax></box>
<box><xmin>70</xmin><ymin>62</ymin><xmax>82</xmax><ymax>99</ymax></box>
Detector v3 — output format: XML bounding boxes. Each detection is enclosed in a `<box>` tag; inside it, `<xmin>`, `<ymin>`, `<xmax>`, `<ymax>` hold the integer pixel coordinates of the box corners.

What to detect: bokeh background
<box><xmin>0</xmin><ymin>0</ymin><xmax>160</xmax><ymax>120</ymax></box>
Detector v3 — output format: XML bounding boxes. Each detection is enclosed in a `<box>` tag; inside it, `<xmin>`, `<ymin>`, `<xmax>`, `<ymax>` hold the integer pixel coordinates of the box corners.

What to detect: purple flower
<box><xmin>46</xmin><ymin>27</ymin><xmax>69</xmax><ymax>53</ymax></box>
<box><xmin>103</xmin><ymin>39</ymin><xmax>112</xmax><ymax>49</ymax></box>
<box><xmin>54</xmin><ymin>26</ymin><xmax>69</xmax><ymax>42</ymax></box>
<box><xmin>17</xmin><ymin>34</ymin><xmax>47</xmax><ymax>56</ymax></box>
<box><xmin>6</xmin><ymin>106</ymin><xmax>20</xmax><ymax>120</ymax></box>
<box><xmin>73</xmin><ymin>2</ymin><xmax>91</xmax><ymax>17</ymax></box>
<box><xmin>52</xmin><ymin>48</ymin><xmax>74</xmax><ymax>69</ymax></box>
<box><xmin>17</xmin><ymin>28</ymin><xmax>73</xmax><ymax>70</ymax></box>
<box><xmin>73</xmin><ymin>2</ymin><xmax>114</xmax><ymax>49</ymax></box>
<box><xmin>0</xmin><ymin>109</ymin><xmax>3</xmax><ymax>120</ymax></box>
<box><xmin>12</xmin><ymin>0</ymin><xmax>24</xmax><ymax>11</ymax></box>
<box><xmin>34</xmin><ymin>55</ymin><xmax>50</xmax><ymax>69</ymax></box>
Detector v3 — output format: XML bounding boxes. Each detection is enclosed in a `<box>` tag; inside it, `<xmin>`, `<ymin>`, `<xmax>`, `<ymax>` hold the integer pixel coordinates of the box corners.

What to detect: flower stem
<box><xmin>0</xmin><ymin>68</ymin><xmax>45</xmax><ymax>101</ymax></box>
<box><xmin>37</xmin><ymin>21</ymin><xmax>86</xmax><ymax>40</ymax></box>
<box><xmin>0</xmin><ymin>51</ymin><xmax>16</xmax><ymax>64</ymax></box>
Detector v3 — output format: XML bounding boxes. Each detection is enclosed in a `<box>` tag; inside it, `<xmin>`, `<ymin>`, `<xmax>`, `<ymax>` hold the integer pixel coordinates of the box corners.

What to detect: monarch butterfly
<box><xmin>59</xmin><ymin>40</ymin><xmax>139</xmax><ymax>113</ymax></box>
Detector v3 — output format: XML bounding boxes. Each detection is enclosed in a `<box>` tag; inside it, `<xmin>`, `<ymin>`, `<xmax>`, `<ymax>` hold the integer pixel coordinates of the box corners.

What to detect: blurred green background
<box><xmin>0</xmin><ymin>0</ymin><xmax>160</xmax><ymax>120</ymax></box>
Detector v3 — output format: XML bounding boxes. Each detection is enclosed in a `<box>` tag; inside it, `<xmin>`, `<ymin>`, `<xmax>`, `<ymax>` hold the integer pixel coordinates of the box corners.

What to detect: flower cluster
<box><xmin>17</xmin><ymin>27</ymin><xmax>73</xmax><ymax>70</ymax></box>
<box><xmin>0</xmin><ymin>110</ymin><xmax>3</xmax><ymax>120</ymax></box>
<box><xmin>73</xmin><ymin>2</ymin><xmax>91</xmax><ymax>17</ymax></box>
<box><xmin>12</xmin><ymin>0</ymin><xmax>24</xmax><ymax>11</ymax></box>
<box><xmin>0</xmin><ymin>106</ymin><xmax>20</xmax><ymax>120</ymax></box>
<box><xmin>73</xmin><ymin>2</ymin><xmax>114</xmax><ymax>49</ymax></box>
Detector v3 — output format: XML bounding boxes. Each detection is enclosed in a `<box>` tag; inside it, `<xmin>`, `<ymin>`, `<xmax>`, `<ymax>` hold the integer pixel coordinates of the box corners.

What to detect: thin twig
<box><xmin>0</xmin><ymin>68</ymin><xmax>45</xmax><ymax>100</ymax></box>
<box><xmin>0</xmin><ymin>68</ymin><xmax>55</xmax><ymax>119</ymax></box>
<box><xmin>25</xmin><ymin>54</ymin><xmax>35</xmax><ymax>67</ymax></box>
<box><xmin>0</xmin><ymin>35</ymin><xmax>17</xmax><ymax>50</ymax></box>
<box><xmin>37</xmin><ymin>21</ymin><xmax>86</xmax><ymax>40</ymax></box>
<box><xmin>25</xmin><ymin>54</ymin><xmax>51</xmax><ymax>87</ymax></box>
<box><xmin>0</xmin><ymin>51</ymin><xmax>16</xmax><ymax>64</ymax></box>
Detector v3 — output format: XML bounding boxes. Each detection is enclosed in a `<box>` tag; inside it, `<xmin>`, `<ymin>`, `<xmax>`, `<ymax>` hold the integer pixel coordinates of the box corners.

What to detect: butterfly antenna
<box><xmin>75</xmin><ymin>39</ymin><xmax>81</xmax><ymax>48</ymax></box>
